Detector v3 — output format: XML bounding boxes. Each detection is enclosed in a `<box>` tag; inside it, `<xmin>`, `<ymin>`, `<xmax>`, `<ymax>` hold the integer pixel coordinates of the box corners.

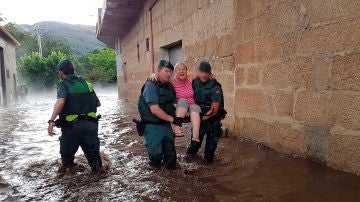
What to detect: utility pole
<box><xmin>34</xmin><ymin>24</ymin><xmax>43</xmax><ymax>57</ymax></box>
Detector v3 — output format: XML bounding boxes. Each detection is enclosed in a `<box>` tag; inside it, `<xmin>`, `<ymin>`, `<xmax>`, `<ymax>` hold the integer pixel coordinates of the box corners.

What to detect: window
<box><xmin>137</xmin><ymin>44</ymin><xmax>140</xmax><ymax>62</ymax></box>
<box><xmin>145</xmin><ymin>38</ymin><xmax>150</xmax><ymax>52</ymax></box>
<box><xmin>6</xmin><ymin>70</ymin><xmax>9</xmax><ymax>79</ymax></box>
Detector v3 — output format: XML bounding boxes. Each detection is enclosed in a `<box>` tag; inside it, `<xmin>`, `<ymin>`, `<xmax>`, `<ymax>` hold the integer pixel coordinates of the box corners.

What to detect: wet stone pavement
<box><xmin>1</xmin><ymin>90</ymin><xmax>360</xmax><ymax>201</ymax></box>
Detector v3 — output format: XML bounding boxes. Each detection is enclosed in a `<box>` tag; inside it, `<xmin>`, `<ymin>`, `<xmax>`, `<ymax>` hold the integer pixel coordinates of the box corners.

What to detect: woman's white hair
<box><xmin>174</xmin><ymin>62</ymin><xmax>187</xmax><ymax>71</ymax></box>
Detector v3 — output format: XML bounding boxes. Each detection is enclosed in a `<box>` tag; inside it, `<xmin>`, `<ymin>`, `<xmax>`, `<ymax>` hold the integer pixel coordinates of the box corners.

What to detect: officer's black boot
<box><xmin>186</xmin><ymin>140</ymin><xmax>201</xmax><ymax>156</ymax></box>
<box><xmin>163</xmin><ymin>158</ymin><xmax>176</xmax><ymax>170</ymax></box>
<box><xmin>164</xmin><ymin>163</ymin><xmax>176</xmax><ymax>170</ymax></box>
<box><xmin>204</xmin><ymin>154</ymin><xmax>215</xmax><ymax>165</ymax></box>
<box><xmin>88</xmin><ymin>157</ymin><xmax>103</xmax><ymax>172</ymax></box>
<box><xmin>149</xmin><ymin>161</ymin><xmax>161</xmax><ymax>169</ymax></box>
<box><xmin>148</xmin><ymin>153</ymin><xmax>163</xmax><ymax>169</ymax></box>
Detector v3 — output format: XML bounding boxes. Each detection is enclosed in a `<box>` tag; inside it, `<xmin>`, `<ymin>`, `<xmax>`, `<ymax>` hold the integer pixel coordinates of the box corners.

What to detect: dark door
<box><xmin>168</xmin><ymin>44</ymin><xmax>182</xmax><ymax>65</ymax></box>
<box><xmin>0</xmin><ymin>47</ymin><xmax>6</xmax><ymax>106</ymax></box>
<box><xmin>13</xmin><ymin>73</ymin><xmax>17</xmax><ymax>103</ymax></box>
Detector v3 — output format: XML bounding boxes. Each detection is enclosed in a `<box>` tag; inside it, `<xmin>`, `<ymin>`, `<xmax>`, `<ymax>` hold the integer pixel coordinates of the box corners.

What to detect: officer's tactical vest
<box><xmin>59</xmin><ymin>76</ymin><xmax>98</xmax><ymax>122</ymax></box>
<box><xmin>138</xmin><ymin>80</ymin><xmax>176</xmax><ymax>124</ymax></box>
<box><xmin>192</xmin><ymin>78</ymin><xmax>226</xmax><ymax>119</ymax></box>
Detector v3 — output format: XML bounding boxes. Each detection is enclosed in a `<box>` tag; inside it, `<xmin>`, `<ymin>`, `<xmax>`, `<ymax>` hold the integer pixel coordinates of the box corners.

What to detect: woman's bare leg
<box><xmin>189</xmin><ymin>104</ymin><xmax>201</xmax><ymax>142</ymax></box>
<box><xmin>190</xmin><ymin>112</ymin><xmax>201</xmax><ymax>142</ymax></box>
<box><xmin>174</xmin><ymin>106</ymin><xmax>187</xmax><ymax>135</ymax></box>
<box><xmin>174</xmin><ymin>99</ymin><xmax>189</xmax><ymax>136</ymax></box>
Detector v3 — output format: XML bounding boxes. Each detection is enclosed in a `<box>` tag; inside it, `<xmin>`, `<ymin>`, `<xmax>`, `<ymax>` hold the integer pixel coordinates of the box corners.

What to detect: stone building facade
<box><xmin>97</xmin><ymin>0</ymin><xmax>360</xmax><ymax>175</ymax></box>
<box><xmin>0</xmin><ymin>26</ymin><xmax>20</xmax><ymax>106</ymax></box>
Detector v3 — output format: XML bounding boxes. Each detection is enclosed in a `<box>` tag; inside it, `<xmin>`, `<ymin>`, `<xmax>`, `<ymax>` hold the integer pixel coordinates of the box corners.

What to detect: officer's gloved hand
<box><xmin>172</xmin><ymin>117</ymin><xmax>184</xmax><ymax>126</ymax></box>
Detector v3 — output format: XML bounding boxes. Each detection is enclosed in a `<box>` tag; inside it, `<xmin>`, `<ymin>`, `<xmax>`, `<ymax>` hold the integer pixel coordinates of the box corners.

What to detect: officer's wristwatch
<box><xmin>48</xmin><ymin>120</ymin><xmax>55</xmax><ymax>124</ymax></box>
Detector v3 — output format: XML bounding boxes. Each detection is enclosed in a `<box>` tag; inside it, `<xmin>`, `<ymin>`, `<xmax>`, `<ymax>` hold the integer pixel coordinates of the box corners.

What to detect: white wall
<box><xmin>0</xmin><ymin>36</ymin><xmax>17</xmax><ymax>105</ymax></box>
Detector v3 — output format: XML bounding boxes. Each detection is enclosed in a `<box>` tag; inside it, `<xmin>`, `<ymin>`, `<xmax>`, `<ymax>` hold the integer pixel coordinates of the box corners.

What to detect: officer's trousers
<box><xmin>143</xmin><ymin>123</ymin><xmax>176</xmax><ymax>169</ymax></box>
<box><xmin>60</xmin><ymin>120</ymin><xmax>102</xmax><ymax>171</ymax></box>
<box><xmin>186</xmin><ymin>118</ymin><xmax>222</xmax><ymax>162</ymax></box>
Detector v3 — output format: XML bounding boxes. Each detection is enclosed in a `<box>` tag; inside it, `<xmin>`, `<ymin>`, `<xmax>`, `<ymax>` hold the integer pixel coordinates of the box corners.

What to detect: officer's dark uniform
<box><xmin>138</xmin><ymin>62</ymin><xmax>177</xmax><ymax>169</ymax></box>
<box><xmin>56</xmin><ymin>61</ymin><xmax>102</xmax><ymax>172</ymax></box>
<box><xmin>186</xmin><ymin>62</ymin><xmax>225</xmax><ymax>163</ymax></box>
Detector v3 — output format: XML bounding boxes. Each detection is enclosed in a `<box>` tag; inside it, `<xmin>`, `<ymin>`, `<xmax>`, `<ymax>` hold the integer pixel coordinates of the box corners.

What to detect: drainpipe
<box><xmin>149</xmin><ymin>0</ymin><xmax>158</xmax><ymax>73</ymax></box>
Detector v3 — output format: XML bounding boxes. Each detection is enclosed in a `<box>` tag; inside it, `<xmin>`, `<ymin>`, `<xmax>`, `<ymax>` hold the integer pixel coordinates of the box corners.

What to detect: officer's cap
<box><xmin>199</xmin><ymin>61</ymin><xmax>212</xmax><ymax>73</ymax></box>
<box><xmin>158</xmin><ymin>60</ymin><xmax>174</xmax><ymax>71</ymax></box>
<box><xmin>57</xmin><ymin>60</ymin><xmax>72</xmax><ymax>72</ymax></box>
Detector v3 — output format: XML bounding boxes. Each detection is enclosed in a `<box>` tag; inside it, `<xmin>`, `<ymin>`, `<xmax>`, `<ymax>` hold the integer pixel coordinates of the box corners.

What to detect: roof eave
<box><xmin>0</xmin><ymin>26</ymin><xmax>21</xmax><ymax>48</ymax></box>
<box><xmin>96</xmin><ymin>0</ymin><xmax>144</xmax><ymax>46</ymax></box>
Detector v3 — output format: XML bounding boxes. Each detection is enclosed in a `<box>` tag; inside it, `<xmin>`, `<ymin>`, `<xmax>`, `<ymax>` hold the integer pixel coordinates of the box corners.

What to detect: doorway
<box><xmin>13</xmin><ymin>73</ymin><xmax>17</xmax><ymax>103</ymax></box>
<box><xmin>161</xmin><ymin>40</ymin><xmax>183</xmax><ymax>66</ymax></box>
<box><xmin>0</xmin><ymin>47</ymin><xmax>6</xmax><ymax>106</ymax></box>
<box><xmin>168</xmin><ymin>44</ymin><xmax>182</xmax><ymax>65</ymax></box>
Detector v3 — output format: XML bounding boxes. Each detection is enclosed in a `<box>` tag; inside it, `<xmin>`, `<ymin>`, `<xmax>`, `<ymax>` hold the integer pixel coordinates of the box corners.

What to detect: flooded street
<box><xmin>1</xmin><ymin>89</ymin><xmax>360</xmax><ymax>201</ymax></box>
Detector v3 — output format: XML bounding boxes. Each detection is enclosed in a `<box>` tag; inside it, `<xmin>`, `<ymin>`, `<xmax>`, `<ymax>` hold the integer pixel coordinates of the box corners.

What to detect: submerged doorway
<box><xmin>0</xmin><ymin>47</ymin><xmax>6</xmax><ymax>106</ymax></box>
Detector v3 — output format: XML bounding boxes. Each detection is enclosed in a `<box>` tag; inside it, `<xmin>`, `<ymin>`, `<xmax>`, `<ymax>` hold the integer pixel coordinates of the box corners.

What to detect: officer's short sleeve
<box><xmin>142</xmin><ymin>82</ymin><xmax>159</xmax><ymax>105</ymax></box>
<box><xmin>210</xmin><ymin>86</ymin><xmax>222</xmax><ymax>103</ymax></box>
<box><xmin>93</xmin><ymin>90</ymin><xmax>100</xmax><ymax>103</ymax></box>
<box><xmin>57</xmin><ymin>83</ymin><xmax>67</xmax><ymax>99</ymax></box>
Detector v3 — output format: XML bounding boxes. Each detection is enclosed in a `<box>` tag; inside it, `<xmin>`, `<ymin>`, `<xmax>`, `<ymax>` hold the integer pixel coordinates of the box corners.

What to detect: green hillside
<box><xmin>17</xmin><ymin>21</ymin><xmax>105</xmax><ymax>56</ymax></box>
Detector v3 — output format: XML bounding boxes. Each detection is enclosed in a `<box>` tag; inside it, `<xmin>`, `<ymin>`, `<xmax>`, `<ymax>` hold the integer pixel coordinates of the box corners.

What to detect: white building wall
<box><xmin>0</xmin><ymin>36</ymin><xmax>18</xmax><ymax>105</ymax></box>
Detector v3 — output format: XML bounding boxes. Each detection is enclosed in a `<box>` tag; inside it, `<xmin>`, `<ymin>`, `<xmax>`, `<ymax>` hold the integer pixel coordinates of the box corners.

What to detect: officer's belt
<box><xmin>55</xmin><ymin>114</ymin><xmax>101</xmax><ymax>128</ymax></box>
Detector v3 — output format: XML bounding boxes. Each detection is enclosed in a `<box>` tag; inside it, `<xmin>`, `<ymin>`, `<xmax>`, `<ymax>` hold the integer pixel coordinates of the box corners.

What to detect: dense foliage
<box><xmin>4</xmin><ymin>23</ymin><xmax>116</xmax><ymax>89</ymax></box>
<box><xmin>76</xmin><ymin>48</ymin><xmax>117</xmax><ymax>83</ymax></box>
<box><xmin>18</xmin><ymin>51</ymin><xmax>67</xmax><ymax>89</ymax></box>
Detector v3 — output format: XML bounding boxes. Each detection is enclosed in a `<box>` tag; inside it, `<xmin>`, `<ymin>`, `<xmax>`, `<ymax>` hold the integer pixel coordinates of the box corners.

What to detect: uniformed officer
<box><xmin>186</xmin><ymin>61</ymin><xmax>226</xmax><ymax>164</ymax></box>
<box><xmin>138</xmin><ymin>60</ymin><xmax>183</xmax><ymax>169</ymax></box>
<box><xmin>47</xmin><ymin>60</ymin><xmax>103</xmax><ymax>172</ymax></box>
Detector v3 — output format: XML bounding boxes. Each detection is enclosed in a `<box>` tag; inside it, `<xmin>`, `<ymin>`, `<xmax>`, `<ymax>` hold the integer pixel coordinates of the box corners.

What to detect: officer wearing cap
<box><xmin>138</xmin><ymin>60</ymin><xmax>183</xmax><ymax>169</ymax></box>
<box><xmin>186</xmin><ymin>61</ymin><xmax>226</xmax><ymax>164</ymax></box>
<box><xmin>47</xmin><ymin>59</ymin><xmax>103</xmax><ymax>172</ymax></box>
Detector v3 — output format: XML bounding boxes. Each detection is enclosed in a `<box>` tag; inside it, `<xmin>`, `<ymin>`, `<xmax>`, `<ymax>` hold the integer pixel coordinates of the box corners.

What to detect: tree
<box><xmin>18</xmin><ymin>51</ymin><xmax>69</xmax><ymax>89</ymax></box>
<box><xmin>42</xmin><ymin>36</ymin><xmax>72</xmax><ymax>57</ymax></box>
<box><xmin>75</xmin><ymin>48</ymin><xmax>117</xmax><ymax>83</ymax></box>
<box><xmin>5</xmin><ymin>22</ymin><xmax>116</xmax><ymax>88</ymax></box>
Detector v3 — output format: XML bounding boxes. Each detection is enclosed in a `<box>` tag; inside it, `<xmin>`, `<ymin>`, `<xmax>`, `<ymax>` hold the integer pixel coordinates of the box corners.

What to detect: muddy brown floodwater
<box><xmin>1</xmin><ymin>90</ymin><xmax>360</xmax><ymax>201</ymax></box>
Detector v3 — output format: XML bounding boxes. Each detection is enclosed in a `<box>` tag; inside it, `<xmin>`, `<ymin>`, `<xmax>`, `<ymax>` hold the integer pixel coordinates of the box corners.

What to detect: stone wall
<box><xmin>118</xmin><ymin>0</ymin><xmax>360</xmax><ymax>175</ymax></box>
<box><xmin>232</xmin><ymin>0</ymin><xmax>360</xmax><ymax>175</ymax></box>
<box><xmin>120</xmin><ymin>0</ymin><xmax>235</xmax><ymax>102</ymax></box>
<box><xmin>0</xmin><ymin>36</ymin><xmax>17</xmax><ymax>105</ymax></box>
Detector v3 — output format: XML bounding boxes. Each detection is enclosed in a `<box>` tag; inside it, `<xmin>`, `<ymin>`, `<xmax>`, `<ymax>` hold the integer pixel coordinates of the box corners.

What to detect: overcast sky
<box><xmin>0</xmin><ymin>0</ymin><xmax>104</xmax><ymax>25</ymax></box>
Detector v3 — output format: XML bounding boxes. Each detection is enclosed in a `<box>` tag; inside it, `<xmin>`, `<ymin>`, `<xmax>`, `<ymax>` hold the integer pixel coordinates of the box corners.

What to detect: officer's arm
<box><xmin>203</xmin><ymin>102</ymin><xmax>220</xmax><ymax>121</ymax></box>
<box><xmin>49</xmin><ymin>98</ymin><xmax>65</xmax><ymax>121</ymax></box>
<box><xmin>95</xmin><ymin>93</ymin><xmax>101</xmax><ymax>107</ymax></box>
<box><xmin>92</xmin><ymin>91</ymin><xmax>101</xmax><ymax>107</ymax></box>
<box><xmin>50</xmin><ymin>83</ymin><xmax>67</xmax><ymax>121</ymax></box>
<box><xmin>143</xmin><ymin>82</ymin><xmax>174</xmax><ymax>122</ymax></box>
<box><xmin>202</xmin><ymin>86</ymin><xmax>222</xmax><ymax>121</ymax></box>
<box><xmin>150</xmin><ymin>105</ymin><xmax>174</xmax><ymax>122</ymax></box>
